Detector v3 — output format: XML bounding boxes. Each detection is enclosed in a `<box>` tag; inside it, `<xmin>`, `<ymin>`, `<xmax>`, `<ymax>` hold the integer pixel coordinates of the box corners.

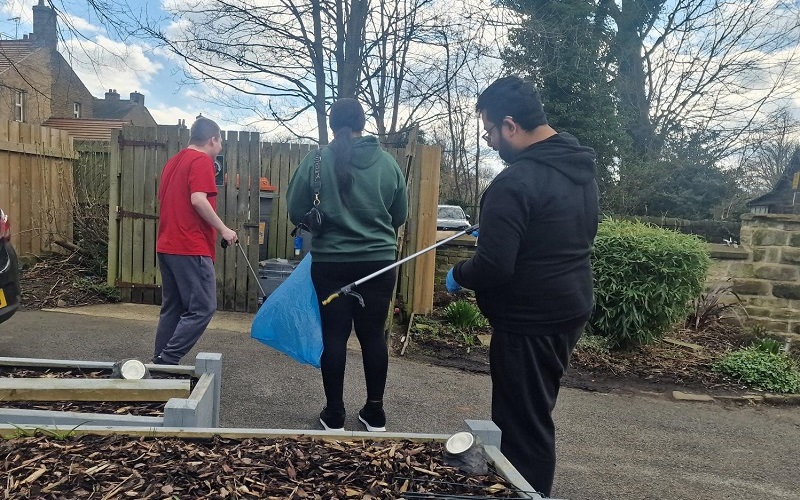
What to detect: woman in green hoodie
<box><xmin>286</xmin><ymin>98</ymin><xmax>408</xmax><ymax>432</ymax></box>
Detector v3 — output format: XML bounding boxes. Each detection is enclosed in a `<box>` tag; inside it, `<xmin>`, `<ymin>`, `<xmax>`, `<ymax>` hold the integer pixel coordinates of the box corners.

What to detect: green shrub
<box><xmin>443</xmin><ymin>300</ymin><xmax>488</xmax><ymax>329</ymax></box>
<box><xmin>713</xmin><ymin>347</ymin><xmax>800</xmax><ymax>393</ymax></box>
<box><xmin>589</xmin><ymin>218</ymin><xmax>710</xmax><ymax>347</ymax></box>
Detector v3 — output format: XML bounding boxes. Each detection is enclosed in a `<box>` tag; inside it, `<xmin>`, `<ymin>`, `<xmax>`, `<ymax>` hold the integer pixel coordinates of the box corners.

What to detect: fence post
<box><xmin>195</xmin><ymin>352</ymin><xmax>222</xmax><ymax>427</ymax></box>
<box><xmin>107</xmin><ymin>129</ymin><xmax>121</xmax><ymax>286</ymax></box>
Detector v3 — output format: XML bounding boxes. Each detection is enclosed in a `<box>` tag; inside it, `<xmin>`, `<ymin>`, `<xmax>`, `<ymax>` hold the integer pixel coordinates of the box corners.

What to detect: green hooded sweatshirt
<box><xmin>286</xmin><ymin>136</ymin><xmax>408</xmax><ymax>262</ymax></box>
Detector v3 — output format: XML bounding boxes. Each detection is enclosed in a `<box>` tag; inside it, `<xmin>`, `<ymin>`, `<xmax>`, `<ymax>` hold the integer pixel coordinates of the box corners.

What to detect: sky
<box><xmin>0</xmin><ymin>0</ymin><xmax>243</xmax><ymax>130</ymax></box>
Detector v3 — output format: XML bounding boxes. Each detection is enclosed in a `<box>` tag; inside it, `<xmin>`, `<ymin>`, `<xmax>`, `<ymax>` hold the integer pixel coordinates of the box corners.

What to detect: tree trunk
<box><xmin>311</xmin><ymin>0</ymin><xmax>328</xmax><ymax>144</ymax></box>
<box><xmin>614</xmin><ymin>4</ymin><xmax>654</xmax><ymax>158</ymax></box>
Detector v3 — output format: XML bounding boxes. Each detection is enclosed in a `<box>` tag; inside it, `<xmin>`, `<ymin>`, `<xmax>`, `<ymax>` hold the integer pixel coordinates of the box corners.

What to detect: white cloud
<box><xmin>148</xmin><ymin>105</ymin><xmax>197</xmax><ymax>127</ymax></box>
<box><xmin>60</xmin><ymin>35</ymin><xmax>163</xmax><ymax>96</ymax></box>
<box><xmin>59</xmin><ymin>12</ymin><xmax>102</xmax><ymax>35</ymax></box>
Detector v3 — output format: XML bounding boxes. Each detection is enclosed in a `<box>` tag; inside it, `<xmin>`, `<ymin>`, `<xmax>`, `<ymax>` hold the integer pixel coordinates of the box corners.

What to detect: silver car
<box><xmin>437</xmin><ymin>205</ymin><xmax>470</xmax><ymax>231</ymax></box>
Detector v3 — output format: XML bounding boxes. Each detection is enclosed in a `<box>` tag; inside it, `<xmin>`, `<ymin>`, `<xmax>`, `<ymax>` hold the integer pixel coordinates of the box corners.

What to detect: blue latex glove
<box><xmin>470</xmin><ymin>229</ymin><xmax>479</xmax><ymax>238</ymax></box>
<box><xmin>446</xmin><ymin>268</ymin><xmax>463</xmax><ymax>293</ymax></box>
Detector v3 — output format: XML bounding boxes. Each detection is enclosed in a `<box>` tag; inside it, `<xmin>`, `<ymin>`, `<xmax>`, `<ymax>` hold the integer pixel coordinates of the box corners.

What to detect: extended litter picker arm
<box><xmin>321</xmin><ymin>224</ymin><xmax>479</xmax><ymax>306</ymax></box>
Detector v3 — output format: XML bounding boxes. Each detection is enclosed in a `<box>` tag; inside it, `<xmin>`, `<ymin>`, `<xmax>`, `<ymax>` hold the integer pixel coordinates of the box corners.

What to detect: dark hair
<box><xmin>189</xmin><ymin>117</ymin><xmax>221</xmax><ymax>145</ymax></box>
<box><xmin>476</xmin><ymin>76</ymin><xmax>548</xmax><ymax>131</ymax></box>
<box><xmin>327</xmin><ymin>98</ymin><xmax>366</xmax><ymax>204</ymax></box>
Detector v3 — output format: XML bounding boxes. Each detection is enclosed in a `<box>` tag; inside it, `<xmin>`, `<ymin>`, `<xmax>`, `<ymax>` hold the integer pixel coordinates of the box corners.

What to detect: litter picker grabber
<box><xmin>321</xmin><ymin>224</ymin><xmax>479</xmax><ymax>306</ymax></box>
<box><xmin>221</xmin><ymin>239</ymin><xmax>267</xmax><ymax>297</ymax></box>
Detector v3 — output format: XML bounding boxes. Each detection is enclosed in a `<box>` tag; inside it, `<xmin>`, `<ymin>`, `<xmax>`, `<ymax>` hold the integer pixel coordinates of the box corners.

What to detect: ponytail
<box><xmin>329</xmin><ymin>127</ymin><xmax>354</xmax><ymax>205</ymax></box>
<box><xmin>327</xmin><ymin>98</ymin><xmax>366</xmax><ymax>206</ymax></box>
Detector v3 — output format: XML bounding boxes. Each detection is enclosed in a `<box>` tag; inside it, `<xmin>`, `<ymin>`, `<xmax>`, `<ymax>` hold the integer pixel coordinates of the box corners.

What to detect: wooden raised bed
<box><xmin>0</xmin><ymin>353</ymin><xmax>222</xmax><ymax>428</ymax></box>
<box><xmin>0</xmin><ymin>420</ymin><xmax>546</xmax><ymax>499</ymax></box>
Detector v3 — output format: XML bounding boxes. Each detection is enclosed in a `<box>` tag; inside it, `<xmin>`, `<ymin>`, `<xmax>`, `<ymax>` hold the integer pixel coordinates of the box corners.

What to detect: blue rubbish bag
<box><xmin>250</xmin><ymin>253</ymin><xmax>322</xmax><ymax>368</ymax></box>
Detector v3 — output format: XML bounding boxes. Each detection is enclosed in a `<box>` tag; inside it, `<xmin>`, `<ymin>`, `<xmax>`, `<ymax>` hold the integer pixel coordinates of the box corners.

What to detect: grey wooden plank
<box><xmin>0</xmin><ymin>378</ymin><xmax>191</xmax><ymax>402</ymax></box>
<box><xmin>0</xmin><ymin>408</ymin><xmax>163</xmax><ymax>427</ymax></box>
<box><xmin>0</xmin><ymin>356</ymin><xmax>196</xmax><ymax>375</ymax></box>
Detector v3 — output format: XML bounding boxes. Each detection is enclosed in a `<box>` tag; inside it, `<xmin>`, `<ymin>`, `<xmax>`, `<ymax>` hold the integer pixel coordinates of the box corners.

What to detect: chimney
<box><xmin>32</xmin><ymin>0</ymin><xmax>57</xmax><ymax>48</ymax></box>
<box><xmin>105</xmin><ymin>89</ymin><xmax>120</xmax><ymax>100</ymax></box>
<box><xmin>129</xmin><ymin>91</ymin><xmax>145</xmax><ymax>106</ymax></box>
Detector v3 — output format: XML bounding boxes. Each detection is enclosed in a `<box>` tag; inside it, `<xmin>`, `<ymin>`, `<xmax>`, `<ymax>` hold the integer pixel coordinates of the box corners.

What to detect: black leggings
<box><xmin>311</xmin><ymin>260</ymin><xmax>396</xmax><ymax>410</ymax></box>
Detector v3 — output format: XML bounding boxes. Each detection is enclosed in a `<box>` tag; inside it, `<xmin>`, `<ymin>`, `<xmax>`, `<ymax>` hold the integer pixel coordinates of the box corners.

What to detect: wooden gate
<box><xmin>107</xmin><ymin>125</ymin><xmax>261</xmax><ymax>312</ymax></box>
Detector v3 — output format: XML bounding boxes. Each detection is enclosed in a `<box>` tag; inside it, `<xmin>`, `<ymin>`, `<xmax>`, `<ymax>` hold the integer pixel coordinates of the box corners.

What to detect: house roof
<box><xmin>93</xmin><ymin>97</ymin><xmax>140</xmax><ymax>120</ymax></box>
<box><xmin>747</xmin><ymin>148</ymin><xmax>800</xmax><ymax>206</ymax></box>
<box><xmin>0</xmin><ymin>40</ymin><xmax>39</xmax><ymax>74</ymax></box>
<box><xmin>42</xmin><ymin>117</ymin><xmax>131</xmax><ymax>141</ymax></box>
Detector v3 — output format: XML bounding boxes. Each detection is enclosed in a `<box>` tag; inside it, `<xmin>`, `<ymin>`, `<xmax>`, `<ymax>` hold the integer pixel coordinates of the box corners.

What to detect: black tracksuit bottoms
<box><xmin>490</xmin><ymin>315</ymin><xmax>587</xmax><ymax>497</ymax></box>
<box><xmin>310</xmin><ymin>260</ymin><xmax>396</xmax><ymax>410</ymax></box>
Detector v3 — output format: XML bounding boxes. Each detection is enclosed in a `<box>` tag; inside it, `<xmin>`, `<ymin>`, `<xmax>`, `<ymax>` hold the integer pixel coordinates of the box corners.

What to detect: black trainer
<box><xmin>319</xmin><ymin>406</ymin><xmax>345</xmax><ymax>431</ymax></box>
<box><xmin>152</xmin><ymin>355</ymin><xmax>178</xmax><ymax>365</ymax></box>
<box><xmin>358</xmin><ymin>401</ymin><xmax>386</xmax><ymax>432</ymax></box>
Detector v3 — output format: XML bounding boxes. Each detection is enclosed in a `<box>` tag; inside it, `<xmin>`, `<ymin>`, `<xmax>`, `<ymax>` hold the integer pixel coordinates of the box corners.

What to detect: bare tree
<box><xmin>618</xmin><ymin>0</ymin><xmax>800</xmax><ymax>162</ymax></box>
<box><xmin>68</xmin><ymin>0</ymin><xmax>506</xmax><ymax>145</ymax></box>
<box><xmin>735</xmin><ymin>108</ymin><xmax>800</xmax><ymax>195</ymax></box>
<box><xmin>425</xmin><ymin>5</ymin><xmax>510</xmax><ymax>212</ymax></box>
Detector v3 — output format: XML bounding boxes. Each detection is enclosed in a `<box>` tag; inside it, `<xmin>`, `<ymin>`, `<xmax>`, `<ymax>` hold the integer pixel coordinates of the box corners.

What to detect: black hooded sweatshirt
<box><xmin>453</xmin><ymin>133</ymin><xmax>599</xmax><ymax>333</ymax></box>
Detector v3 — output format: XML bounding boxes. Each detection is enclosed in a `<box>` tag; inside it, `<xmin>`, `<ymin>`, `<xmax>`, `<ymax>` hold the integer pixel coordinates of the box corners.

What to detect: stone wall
<box><xmin>434</xmin><ymin>215</ymin><xmax>800</xmax><ymax>339</ymax></box>
<box><xmin>434</xmin><ymin>237</ymin><xmax>477</xmax><ymax>291</ymax></box>
<box><xmin>721</xmin><ymin>214</ymin><xmax>800</xmax><ymax>338</ymax></box>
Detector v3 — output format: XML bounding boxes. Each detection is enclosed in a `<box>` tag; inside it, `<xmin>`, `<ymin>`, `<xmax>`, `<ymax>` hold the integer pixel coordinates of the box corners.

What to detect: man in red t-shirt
<box><xmin>153</xmin><ymin>117</ymin><xmax>237</xmax><ymax>365</ymax></box>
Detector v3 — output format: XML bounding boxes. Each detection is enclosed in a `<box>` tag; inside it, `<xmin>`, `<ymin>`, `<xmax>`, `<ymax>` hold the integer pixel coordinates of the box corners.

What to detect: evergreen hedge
<box><xmin>589</xmin><ymin>218</ymin><xmax>711</xmax><ymax>347</ymax></box>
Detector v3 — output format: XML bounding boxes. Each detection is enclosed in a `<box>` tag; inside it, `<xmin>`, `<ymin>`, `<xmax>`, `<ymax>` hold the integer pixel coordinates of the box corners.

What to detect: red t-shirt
<box><xmin>156</xmin><ymin>148</ymin><xmax>218</xmax><ymax>260</ymax></box>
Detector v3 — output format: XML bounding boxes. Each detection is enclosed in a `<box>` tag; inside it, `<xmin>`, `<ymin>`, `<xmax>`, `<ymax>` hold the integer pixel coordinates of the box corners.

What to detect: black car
<box><xmin>0</xmin><ymin>208</ymin><xmax>20</xmax><ymax>324</ymax></box>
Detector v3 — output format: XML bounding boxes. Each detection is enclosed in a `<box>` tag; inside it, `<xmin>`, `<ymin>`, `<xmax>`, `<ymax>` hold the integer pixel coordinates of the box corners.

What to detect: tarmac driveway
<box><xmin>1</xmin><ymin>305</ymin><xmax>798</xmax><ymax>500</ymax></box>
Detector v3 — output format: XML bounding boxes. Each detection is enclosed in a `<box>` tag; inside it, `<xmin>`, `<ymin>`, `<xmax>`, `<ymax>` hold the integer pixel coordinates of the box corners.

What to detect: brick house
<box><xmin>0</xmin><ymin>0</ymin><xmax>156</xmax><ymax>131</ymax></box>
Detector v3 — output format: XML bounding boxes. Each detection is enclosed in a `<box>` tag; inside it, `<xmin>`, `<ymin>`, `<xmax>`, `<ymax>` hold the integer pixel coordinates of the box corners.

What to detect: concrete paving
<box><xmin>1</xmin><ymin>306</ymin><xmax>798</xmax><ymax>500</ymax></box>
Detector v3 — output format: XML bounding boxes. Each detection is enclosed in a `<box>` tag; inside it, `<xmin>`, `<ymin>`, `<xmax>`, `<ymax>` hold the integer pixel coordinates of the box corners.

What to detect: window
<box><xmin>14</xmin><ymin>90</ymin><xmax>25</xmax><ymax>122</ymax></box>
<box><xmin>437</xmin><ymin>206</ymin><xmax>466</xmax><ymax>220</ymax></box>
<box><xmin>73</xmin><ymin>102</ymin><xmax>81</xmax><ymax>118</ymax></box>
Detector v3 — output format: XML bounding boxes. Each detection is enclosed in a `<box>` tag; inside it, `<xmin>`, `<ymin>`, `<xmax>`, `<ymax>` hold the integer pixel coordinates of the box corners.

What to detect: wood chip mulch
<box><xmin>1</xmin><ymin>435</ymin><xmax>522</xmax><ymax>499</ymax></box>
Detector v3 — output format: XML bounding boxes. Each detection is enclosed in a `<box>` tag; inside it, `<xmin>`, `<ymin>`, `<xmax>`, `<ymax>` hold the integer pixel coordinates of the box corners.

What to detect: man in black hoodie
<box><xmin>447</xmin><ymin>76</ymin><xmax>599</xmax><ymax>497</ymax></box>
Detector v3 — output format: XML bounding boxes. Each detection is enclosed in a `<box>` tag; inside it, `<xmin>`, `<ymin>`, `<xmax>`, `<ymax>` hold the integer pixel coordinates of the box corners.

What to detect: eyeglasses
<box><xmin>482</xmin><ymin>123</ymin><xmax>498</xmax><ymax>144</ymax></box>
<box><xmin>482</xmin><ymin>116</ymin><xmax>512</xmax><ymax>144</ymax></box>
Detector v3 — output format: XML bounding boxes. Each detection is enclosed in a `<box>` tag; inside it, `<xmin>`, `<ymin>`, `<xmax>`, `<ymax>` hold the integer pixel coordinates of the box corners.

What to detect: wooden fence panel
<box><xmin>13</xmin><ymin>122</ymin><xmax>31</xmax><ymax>254</ymax></box>
<box><xmin>131</xmin><ymin>127</ymin><xmax>148</xmax><ymax>304</ymax></box>
<box><xmin>0</xmin><ymin>120</ymin><xmax>76</xmax><ymax>257</ymax></box>
<box><xmin>74</xmin><ymin>141</ymin><xmax>110</xmax><ymax>205</ymax></box>
<box><xmin>118</xmin><ymin>127</ymin><xmax>136</xmax><ymax>302</ymax></box>
<box><xmin>220</xmin><ymin>131</ymin><xmax>238</xmax><ymax>311</ymax></box>
<box><xmin>48</xmin><ymin>126</ymin><xmax>73</xmax><ymax>253</ymax></box>
<box><xmin>141</xmin><ymin>126</ymin><xmax>160</xmax><ymax>304</ymax></box>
